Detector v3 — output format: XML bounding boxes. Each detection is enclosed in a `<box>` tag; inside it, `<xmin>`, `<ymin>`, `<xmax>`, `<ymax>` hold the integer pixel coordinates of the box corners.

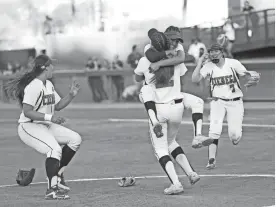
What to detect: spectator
<box><xmin>222</xmin><ymin>19</ymin><xmax>235</xmax><ymax>58</ymax></box>
<box><xmin>27</xmin><ymin>56</ymin><xmax>35</xmax><ymax>70</ymax></box>
<box><xmin>127</xmin><ymin>45</ymin><xmax>142</xmax><ymax>69</ymax></box>
<box><xmin>242</xmin><ymin>1</ymin><xmax>259</xmax><ymax>37</ymax></box>
<box><xmin>3</xmin><ymin>62</ymin><xmax>13</xmax><ymax>75</ymax></box>
<box><xmin>86</xmin><ymin>57</ymin><xmax>108</xmax><ymax>102</ymax></box>
<box><xmin>43</xmin><ymin>15</ymin><xmax>53</xmax><ymax>35</ymax></box>
<box><xmin>112</xmin><ymin>55</ymin><xmax>125</xmax><ymax>102</ymax></box>
<box><xmin>188</xmin><ymin>38</ymin><xmax>206</xmax><ymax>63</ymax></box>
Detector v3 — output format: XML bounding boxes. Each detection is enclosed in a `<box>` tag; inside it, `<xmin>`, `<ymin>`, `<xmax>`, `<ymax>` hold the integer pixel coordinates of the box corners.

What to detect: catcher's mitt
<box><xmin>16</xmin><ymin>168</ymin><xmax>35</xmax><ymax>186</ymax></box>
<box><xmin>118</xmin><ymin>176</ymin><xmax>136</xmax><ymax>187</ymax></box>
<box><xmin>244</xmin><ymin>71</ymin><xmax>260</xmax><ymax>87</ymax></box>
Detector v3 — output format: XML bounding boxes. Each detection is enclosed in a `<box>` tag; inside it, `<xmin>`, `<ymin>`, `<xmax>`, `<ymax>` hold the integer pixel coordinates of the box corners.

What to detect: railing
<box><xmin>180</xmin><ymin>9</ymin><xmax>275</xmax><ymax>52</ymax></box>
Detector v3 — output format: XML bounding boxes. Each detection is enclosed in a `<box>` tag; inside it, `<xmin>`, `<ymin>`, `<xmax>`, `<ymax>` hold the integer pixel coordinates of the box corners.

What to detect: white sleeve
<box><xmin>175</xmin><ymin>43</ymin><xmax>184</xmax><ymax>52</ymax></box>
<box><xmin>134</xmin><ymin>58</ymin><xmax>146</xmax><ymax>76</ymax></box>
<box><xmin>144</xmin><ymin>44</ymin><xmax>151</xmax><ymax>54</ymax></box>
<box><xmin>233</xmin><ymin>59</ymin><xmax>247</xmax><ymax>76</ymax></box>
<box><xmin>200</xmin><ymin>64</ymin><xmax>212</xmax><ymax>78</ymax></box>
<box><xmin>22</xmin><ymin>83</ymin><xmax>42</xmax><ymax>107</ymax></box>
<box><xmin>179</xmin><ymin>64</ymin><xmax>188</xmax><ymax>76</ymax></box>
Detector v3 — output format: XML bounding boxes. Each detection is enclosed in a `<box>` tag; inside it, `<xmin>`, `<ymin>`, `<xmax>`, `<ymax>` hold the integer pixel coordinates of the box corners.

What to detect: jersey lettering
<box><xmin>42</xmin><ymin>94</ymin><xmax>55</xmax><ymax>105</ymax></box>
<box><xmin>154</xmin><ymin>66</ymin><xmax>175</xmax><ymax>89</ymax></box>
<box><xmin>211</xmin><ymin>74</ymin><xmax>237</xmax><ymax>86</ymax></box>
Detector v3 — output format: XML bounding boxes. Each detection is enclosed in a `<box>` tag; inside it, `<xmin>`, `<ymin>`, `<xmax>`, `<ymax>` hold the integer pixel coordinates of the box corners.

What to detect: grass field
<box><xmin>0</xmin><ymin>103</ymin><xmax>274</xmax><ymax>207</ymax></box>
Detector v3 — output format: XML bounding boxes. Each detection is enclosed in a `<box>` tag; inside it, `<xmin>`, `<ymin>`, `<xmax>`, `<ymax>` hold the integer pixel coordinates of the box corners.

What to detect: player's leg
<box><xmin>140</xmin><ymin>85</ymin><xmax>163</xmax><ymax>137</ymax></box>
<box><xmin>149</xmin><ymin>117</ymin><xmax>183</xmax><ymax>195</ymax></box>
<box><xmin>18</xmin><ymin>123</ymin><xmax>68</xmax><ymax>199</ymax></box>
<box><xmin>49</xmin><ymin>123</ymin><xmax>82</xmax><ymax>191</ymax></box>
<box><xmin>166</xmin><ymin>102</ymin><xmax>200</xmax><ymax>185</ymax></box>
<box><xmin>226</xmin><ymin>100</ymin><xmax>244</xmax><ymax>145</ymax></box>
<box><xmin>207</xmin><ymin>100</ymin><xmax>226</xmax><ymax>169</ymax></box>
<box><xmin>182</xmin><ymin>92</ymin><xmax>213</xmax><ymax>148</ymax></box>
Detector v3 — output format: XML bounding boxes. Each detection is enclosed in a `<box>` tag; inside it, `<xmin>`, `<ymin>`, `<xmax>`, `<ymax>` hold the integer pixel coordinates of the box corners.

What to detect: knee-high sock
<box><xmin>46</xmin><ymin>157</ymin><xmax>60</xmax><ymax>188</ymax></box>
<box><xmin>171</xmin><ymin>146</ymin><xmax>194</xmax><ymax>175</ymax></box>
<box><xmin>208</xmin><ymin>139</ymin><xmax>219</xmax><ymax>160</ymax></box>
<box><xmin>144</xmin><ymin>101</ymin><xmax>159</xmax><ymax>125</ymax></box>
<box><xmin>58</xmin><ymin>145</ymin><xmax>76</xmax><ymax>176</ymax></box>
<box><xmin>192</xmin><ymin>113</ymin><xmax>203</xmax><ymax>137</ymax></box>
<box><xmin>159</xmin><ymin>155</ymin><xmax>180</xmax><ymax>185</ymax></box>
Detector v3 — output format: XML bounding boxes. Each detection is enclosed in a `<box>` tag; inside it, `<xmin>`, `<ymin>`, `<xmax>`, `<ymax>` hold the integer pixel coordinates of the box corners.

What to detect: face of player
<box><xmin>209</xmin><ymin>49</ymin><xmax>223</xmax><ymax>64</ymax></box>
<box><xmin>170</xmin><ymin>39</ymin><xmax>179</xmax><ymax>49</ymax></box>
<box><xmin>45</xmin><ymin>64</ymin><xmax>54</xmax><ymax>79</ymax></box>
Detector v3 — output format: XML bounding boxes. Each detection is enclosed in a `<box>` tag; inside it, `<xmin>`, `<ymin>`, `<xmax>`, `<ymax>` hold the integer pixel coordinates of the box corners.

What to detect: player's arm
<box><xmin>134</xmin><ymin>58</ymin><xmax>146</xmax><ymax>82</ymax></box>
<box><xmin>153</xmin><ymin>49</ymin><xmax>185</xmax><ymax>66</ymax></box>
<box><xmin>55</xmin><ymin>81</ymin><xmax>80</xmax><ymax>111</ymax></box>
<box><xmin>145</xmin><ymin>48</ymin><xmax>176</xmax><ymax>63</ymax></box>
<box><xmin>192</xmin><ymin>54</ymin><xmax>209</xmax><ymax>83</ymax></box>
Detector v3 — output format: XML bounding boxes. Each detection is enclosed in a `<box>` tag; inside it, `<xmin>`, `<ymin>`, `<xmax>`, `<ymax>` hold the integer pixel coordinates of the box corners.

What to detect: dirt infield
<box><xmin>0</xmin><ymin>105</ymin><xmax>274</xmax><ymax>207</ymax></box>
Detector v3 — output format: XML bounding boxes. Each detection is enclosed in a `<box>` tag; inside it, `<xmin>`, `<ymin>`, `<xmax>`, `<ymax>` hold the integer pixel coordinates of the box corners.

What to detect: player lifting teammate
<box><xmin>139</xmin><ymin>26</ymin><xmax>213</xmax><ymax>149</ymax></box>
<box><xmin>192</xmin><ymin>43</ymin><xmax>260</xmax><ymax>169</ymax></box>
<box><xmin>5</xmin><ymin>55</ymin><xmax>82</xmax><ymax>199</ymax></box>
<box><xmin>135</xmin><ymin>30</ymin><xmax>201</xmax><ymax>195</ymax></box>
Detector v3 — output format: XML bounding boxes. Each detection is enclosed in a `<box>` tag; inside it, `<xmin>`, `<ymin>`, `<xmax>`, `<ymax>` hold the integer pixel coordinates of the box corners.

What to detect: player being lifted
<box><xmin>137</xmin><ymin>26</ymin><xmax>213</xmax><ymax>149</ymax></box>
<box><xmin>5</xmin><ymin>55</ymin><xmax>82</xmax><ymax>199</ymax></box>
<box><xmin>135</xmin><ymin>31</ymin><xmax>200</xmax><ymax>195</ymax></box>
<box><xmin>192</xmin><ymin>43</ymin><xmax>260</xmax><ymax>169</ymax></box>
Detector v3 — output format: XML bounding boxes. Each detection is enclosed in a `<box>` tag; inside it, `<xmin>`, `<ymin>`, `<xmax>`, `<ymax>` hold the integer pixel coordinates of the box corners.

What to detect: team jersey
<box><xmin>200</xmin><ymin>58</ymin><xmax>247</xmax><ymax>99</ymax></box>
<box><xmin>18</xmin><ymin>79</ymin><xmax>61</xmax><ymax>123</ymax></box>
<box><xmin>134</xmin><ymin>56</ymin><xmax>186</xmax><ymax>103</ymax></box>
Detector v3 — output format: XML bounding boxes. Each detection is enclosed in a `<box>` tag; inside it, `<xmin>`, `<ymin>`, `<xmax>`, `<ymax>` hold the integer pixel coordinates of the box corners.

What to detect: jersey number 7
<box><xmin>229</xmin><ymin>83</ymin><xmax>236</xmax><ymax>92</ymax></box>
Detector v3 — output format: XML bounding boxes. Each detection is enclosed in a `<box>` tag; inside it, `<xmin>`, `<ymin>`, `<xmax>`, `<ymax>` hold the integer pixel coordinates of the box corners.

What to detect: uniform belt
<box><xmin>157</xmin><ymin>98</ymin><xmax>183</xmax><ymax>104</ymax></box>
<box><xmin>215</xmin><ymin>97</ymin><xmax>241</xmax><ymax>102</ymax></box>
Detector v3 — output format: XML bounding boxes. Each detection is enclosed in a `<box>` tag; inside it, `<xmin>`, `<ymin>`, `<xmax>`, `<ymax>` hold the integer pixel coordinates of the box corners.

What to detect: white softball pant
<box><xmin>149</xmin><ymin>99</ymin><xmax>184</xmax><ymax>159</ymax></box>
<box><xmin>209</xmin><ymin>99</ymin><xmax>244</xmax><ymax>141</ymax></box>
<box><xmin>18</xmin><ymin>122</ymin><xmax>82</xmax><ymax>160</ymax></box>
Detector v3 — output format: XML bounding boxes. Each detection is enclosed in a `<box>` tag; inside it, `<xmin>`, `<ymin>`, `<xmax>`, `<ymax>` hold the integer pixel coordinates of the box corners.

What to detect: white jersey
<box><xmin>200</xmin><ymin>58</ymin><xmax>247</xmax><ymax>99</ymax></box>
<box><xmin>134</xmin><ymin>56</ymin><xmax>186</xmax><ymax>103</ymax></box>
<box><xmin>18</xmin><ymin>79</ymin><xmax>61</xmax><ymax>123</ymax></box>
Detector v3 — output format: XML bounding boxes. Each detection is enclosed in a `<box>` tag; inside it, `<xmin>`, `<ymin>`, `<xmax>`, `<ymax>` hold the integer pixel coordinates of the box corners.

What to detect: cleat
<box><xmin>188</xmin><ymin>172</ymin><xmax>200</xmax><ymax>185</ymax></box>
<box><xmin>206</xmin><ymin>158</ymin><xmax>216</xmax><ymax>170</ymax></box>
<box><xmin>45</xmin><ymin>185</ymin><xmax>70</xmax><ymax>200</ymax></box>
<box><xmin>58</xmin><ymin>174</ymin><xmax>70</xmax><ymax>192</ymax></box>
<box><xmin>153</xmin><ymin>123</ymin><xmax>163</xmax><ymax>138</ymax></box>
<box><xmin>232</xmin><ymin>137</ymin><xmax>242</xmax><ymax>145</ymax></box>
<box><xmin>192</xmin><ymin>135</ymin><xmax>214</xmax><ymax>149</ymax></box>
<box><xmin>164</xmin><ymin>183</ymin><xmax>184</xmax><ymax>195</ymax></box>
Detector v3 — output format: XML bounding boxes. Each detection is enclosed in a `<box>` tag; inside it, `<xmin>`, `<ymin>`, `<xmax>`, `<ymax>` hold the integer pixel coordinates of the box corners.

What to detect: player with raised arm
<box><xmin>192</xmin><ymin>43</ymin><xmax>260</xmax><ymax>169</ymax></box>
<box><xmin>141</xmin><ymin>26</ymin><xmax>213</xmax><ymax>149</ymax></box>
<box><xmin>5</xmin><ymin>55</ymin><xmax>82</xmax><ymax>199</ymax></box>
<box><xmin>135</xmin><ymin>31</ymin><xmax>201</xmax><ymax>195</ymax></box>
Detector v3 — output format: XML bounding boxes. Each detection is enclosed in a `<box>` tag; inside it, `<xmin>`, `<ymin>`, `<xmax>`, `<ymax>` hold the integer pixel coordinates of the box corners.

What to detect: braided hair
<box><xmin>4</xmin><ymin>55</ymin><xmax>52</xmax><ymax>106</ymax></box>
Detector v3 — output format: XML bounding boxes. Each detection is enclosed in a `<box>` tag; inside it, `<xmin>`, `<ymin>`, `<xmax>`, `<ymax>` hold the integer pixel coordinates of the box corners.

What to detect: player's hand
<box><xmin>51</xmin><ymin>115</ymin><xmax>66</xmax><ymax>125</ymax></box>
<box><xmin>198</xmin><ymin>53</ymin><xmax>209</xmax><ymax>66</ymax></box>
<box><xmin>149</xmin><ymin>62</ymin><xmax>160</xmax><ymax>73</ymax></box>
<box><xmin>69</xmin><ymin>80</ymin><xmax>80</xmax><ymax>97</ymax></box>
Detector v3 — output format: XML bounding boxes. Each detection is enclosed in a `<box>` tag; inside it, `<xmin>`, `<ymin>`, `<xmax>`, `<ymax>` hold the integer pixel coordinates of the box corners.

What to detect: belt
<box><xmin>157</xmin><ymin>98</ymin><xmax>183</xmax><ymax>104</ymax></box>
<box><xmin>215</xmin><ymin>97</ymin><xmax>241</xmax><ymax>102</ymax></box>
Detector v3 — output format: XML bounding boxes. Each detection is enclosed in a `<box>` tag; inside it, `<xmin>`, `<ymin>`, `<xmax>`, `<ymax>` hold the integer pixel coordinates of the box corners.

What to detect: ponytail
<box><xmin>4</xmin><ymin>65</ymin><xmax>44</xmax><ymax>106</ymax></box>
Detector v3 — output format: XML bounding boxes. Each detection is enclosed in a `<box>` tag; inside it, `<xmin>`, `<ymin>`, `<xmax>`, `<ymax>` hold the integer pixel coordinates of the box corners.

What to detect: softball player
<box><xmin>135</xmin><ymin>31</ymin><xmax>200</xmax><ymax>195</ymax></box>
<box><xmin>192</xmin><ymin>43</ymin><xmax>260</xmax><ymax>169</ymax></box>
<box><xmin>139</xmin><ymin>26</ymin><xmax>213</xmax><ymax>148</ymax></box>
<box><xmin>5</xmin><ymin>55</ymin><xmax>82</xmax><ymax>200</ymax></box>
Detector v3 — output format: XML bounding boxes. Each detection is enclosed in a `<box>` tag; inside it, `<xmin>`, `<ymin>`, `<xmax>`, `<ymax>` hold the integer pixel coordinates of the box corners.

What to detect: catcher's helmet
<box><xmin>149</xmin><ymin>30</ymin><xmax>170</xmax><ymax>52</ymax></box>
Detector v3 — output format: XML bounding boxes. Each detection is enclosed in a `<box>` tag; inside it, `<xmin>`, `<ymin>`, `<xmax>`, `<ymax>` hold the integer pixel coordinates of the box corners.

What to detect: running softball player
<box><xmin>5</xmin><ymin>55</ymin><xmax>82</xmax><ymax>200</ymax></box>
<box><xmin>138</xmin><ymin>26</ymin><xmax>212</xmax><ymax>149</ymax></box>
<box><xmin>192</xmin><ymin>43</ymin><xmax>260</xmax><ymax>169</ymax></box>
<box><xmin>135</xmin><ymin>31</ymin><xmax>200</xmax><ymax>195</ymax></box>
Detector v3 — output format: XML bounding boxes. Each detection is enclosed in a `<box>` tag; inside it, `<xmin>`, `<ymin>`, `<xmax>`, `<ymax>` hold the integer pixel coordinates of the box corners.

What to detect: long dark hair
<box><xmin>4</xmin><ymin>55</ymin><xmax>51</xmax><ymax>106</ymax></box>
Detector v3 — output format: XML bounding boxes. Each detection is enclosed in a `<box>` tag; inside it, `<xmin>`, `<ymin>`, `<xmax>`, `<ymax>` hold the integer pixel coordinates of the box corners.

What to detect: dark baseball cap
<box><xmin>165</xmin><ymin>30</ymin><xmax>183</xmax><ymax>43</ymax></box>
<box><xmin>208</xmin><ymin>43</ymin><xmax>223</xmax><ymax>52</ymax></box>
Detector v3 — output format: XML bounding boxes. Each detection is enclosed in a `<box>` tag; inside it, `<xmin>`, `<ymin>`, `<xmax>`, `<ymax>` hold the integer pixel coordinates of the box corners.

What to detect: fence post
<box><xmin>264</xmin><ymin>10</ymin><xmax>269</xmax><ymax>44</ymax></box>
